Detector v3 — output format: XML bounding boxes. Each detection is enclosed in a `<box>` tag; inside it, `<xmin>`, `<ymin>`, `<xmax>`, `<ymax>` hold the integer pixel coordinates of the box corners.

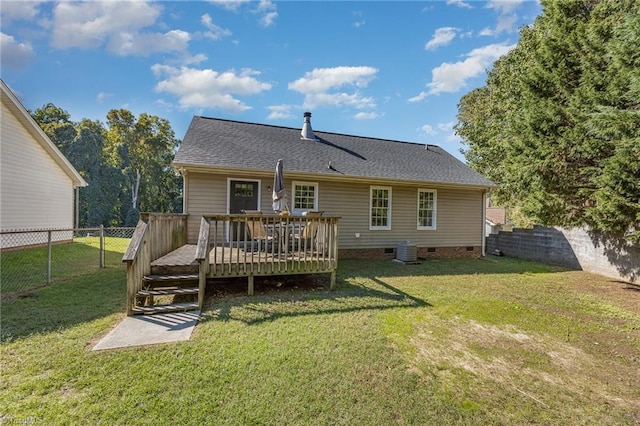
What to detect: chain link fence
<box><xmin>1</xmin><ymin>227</ymin><xmax>135</xmax><ymax>295</ymax></box>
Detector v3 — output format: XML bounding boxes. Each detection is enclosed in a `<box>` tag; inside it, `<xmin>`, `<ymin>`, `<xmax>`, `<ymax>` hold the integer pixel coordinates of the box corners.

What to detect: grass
<box><xmin>0</xmin><ymin>237</ymin><xmax>129</xmax><ymax>294</ymax></box>
<box><xmin>1</xmin><ymin>257</ymin><xmax>639</xmax><ymax>424</ymax></box>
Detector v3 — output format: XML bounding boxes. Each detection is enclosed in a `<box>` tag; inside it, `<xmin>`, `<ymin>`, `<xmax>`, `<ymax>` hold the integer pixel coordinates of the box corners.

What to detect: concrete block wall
<box><xmin>487</xmin><ymin>226</ymin><xmax>639</xmax><ymax>284</ymax></box>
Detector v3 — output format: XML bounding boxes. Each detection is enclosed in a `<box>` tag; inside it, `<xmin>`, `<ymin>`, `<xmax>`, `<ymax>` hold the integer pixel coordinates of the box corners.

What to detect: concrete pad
<box><xmin>93</xmin><ymin>311</ymin><xmax>200</xmax><ymax>351</ymax></box>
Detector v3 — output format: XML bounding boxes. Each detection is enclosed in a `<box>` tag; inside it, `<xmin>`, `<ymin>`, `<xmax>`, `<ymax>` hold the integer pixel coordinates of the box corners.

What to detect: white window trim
<box><xmin>417</xmin><ymin>188</ymin><xmax>437</xmax><ymax>231</ymax></box>
<box><xmin>369</xmin><ymin>186</ymin><xmax>392</xmax><ymax>230</ymax></box>
<box><xmin>291</xmin><ymin>181</ymin><xmax>318</xmax><ymax>214</ymax></box>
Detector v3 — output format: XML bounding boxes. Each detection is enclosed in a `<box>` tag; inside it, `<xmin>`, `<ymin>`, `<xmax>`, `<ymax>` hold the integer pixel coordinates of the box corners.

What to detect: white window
<box><xmin>417</xmin><ymin>189</ymin><xmax>437</xmax><ymax>230</ymax></box>
<box><xmin>370</xmin><ymin>186</ymin><xmax>391</xmax><ymax>230</ymax></box>
<box><xmin>292</xmin><ymin>181</ymin><xmax>318</xmax><ymax>213</ymax></box>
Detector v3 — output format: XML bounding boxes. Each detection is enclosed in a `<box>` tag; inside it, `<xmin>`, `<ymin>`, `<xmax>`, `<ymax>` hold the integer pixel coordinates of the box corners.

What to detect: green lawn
<box><xmin>1</xmin><ymin>237</ymin><xmax>129</xmax><ymax>294</ymax></box>
<box><xmin>1</xmin><ymin>257</ymin><xmax>638</xmax><ymax>424</ymax></box>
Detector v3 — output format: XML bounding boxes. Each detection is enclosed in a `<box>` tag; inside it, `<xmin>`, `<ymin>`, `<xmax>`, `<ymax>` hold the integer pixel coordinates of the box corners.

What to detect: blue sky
<box><xmin>1</xmin><ymin>0</ymin><xmax>541</xmax><ymax>161</ymax></box>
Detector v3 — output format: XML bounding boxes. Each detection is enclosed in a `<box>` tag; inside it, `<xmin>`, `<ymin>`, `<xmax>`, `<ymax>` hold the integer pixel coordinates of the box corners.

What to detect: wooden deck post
<box><xmin>248</xmin><ymin>274</ymin><xmax>254</xmax><ymax>296</ymax></box>
<box><xmin>329</xmin><ymin>271</ymin><xmax>336</xmax><ymax>290</ymax></box>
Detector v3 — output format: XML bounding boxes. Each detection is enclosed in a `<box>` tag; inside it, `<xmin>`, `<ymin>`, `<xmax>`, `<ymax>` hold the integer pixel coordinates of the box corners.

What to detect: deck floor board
<box><xmin>150</xmin><ymin>244</ymin><xmax>333</xmax><ymax>277</ymax></box>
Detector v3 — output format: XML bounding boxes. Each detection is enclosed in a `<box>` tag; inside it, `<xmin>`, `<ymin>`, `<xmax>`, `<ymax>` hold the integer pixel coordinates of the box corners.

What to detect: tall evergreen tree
<box><xmin>456</xmin><ymin>0</ymin><xmax>640</xmax><ymax>242</ymax></box>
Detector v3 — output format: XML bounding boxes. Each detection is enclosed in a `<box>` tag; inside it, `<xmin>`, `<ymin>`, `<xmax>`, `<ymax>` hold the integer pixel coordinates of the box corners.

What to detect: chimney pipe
<box><xmin>301</xmin><ymin>112</ymin><xmax>317</xmax><ymax>141</ymax></box>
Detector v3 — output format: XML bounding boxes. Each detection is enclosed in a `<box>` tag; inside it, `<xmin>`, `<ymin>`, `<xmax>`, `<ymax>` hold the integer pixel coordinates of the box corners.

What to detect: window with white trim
<box><xmin>370</xmin><ymin>186</ymin><xmax>391</xmax><ymax>230</ymax></box>
<box><xmin>417</xmin><ymin>189</ymin><xmax>437</xmax><ymax>230</ymax></box>
<box><xmin>292</xmin><ymin>181</ymin><xmax>318</xmax><ymax>213</ymax></box>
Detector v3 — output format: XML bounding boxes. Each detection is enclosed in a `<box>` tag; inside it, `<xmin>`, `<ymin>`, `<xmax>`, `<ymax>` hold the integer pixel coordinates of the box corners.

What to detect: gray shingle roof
<box><xmin>174</xmin><ymin>116</ymin><xmax>496</xmax><ymax>188</ymax></box>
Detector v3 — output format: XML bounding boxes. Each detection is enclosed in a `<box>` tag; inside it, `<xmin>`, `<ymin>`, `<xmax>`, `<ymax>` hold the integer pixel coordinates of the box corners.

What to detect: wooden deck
<box><xmin>124</xmin><ymin>214</ymin><xmax>340</xmax><ymax>314</ymax></box>
<box><xmin>152</xmin><ymin>244</ymin><xmax>335</xmax><ymax>277</ymax></box>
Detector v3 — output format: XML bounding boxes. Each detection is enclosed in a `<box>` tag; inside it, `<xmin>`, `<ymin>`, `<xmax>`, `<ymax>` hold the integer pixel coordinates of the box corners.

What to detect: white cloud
<box><xmin>480</xmin><ymin>0</ymin><xmax>524</xmax><ymax>36</ymax></box>
<box><xmin>51</xmin><ymin>1</ymin><xmax>160</xmax><ymax>49</ymax></box>
<box><xmin>210</xmin><ymin>0</ymin><xmax>251</xmax><ymax>12</ymax></box>
<box><xmin>256</xmin><ymin>0</ymin><xmax>275</xmax><ymax>13</ymax></box>
<box><xmin>260</xmin><ymin>11</ymin><xmax>278</xmax><ymax>28</ymax></box>
<box><xmin>108</xmin><ymin>30</ymin><xmax>190</xmax><ymax>56</ymax></box>
<box><xmin>267</xmin><ymin>105</ymin><xmax>295</xmax><ymax>120</ymax></box>
<box><xmin>352</xmin><ymin>11</ymin><xmax>365</xmax><ymax>28</ymax></box>
<box><xmin>201</xmin><ymin>13</ymin><xmax>232</xmax><ymax>40</ymax></box>
<box><xmin>152</xmin><ymin>64</ymin><xmax>272</xmax><ymax>113</ymax></box>
<box><xmin>479</xmin><ymin>27</ymin><xmax>495</xmax><ymax>36</ymax></box>
<box><xmin>354</xmin><ymin>112</ymin><xmax>379</xmax><ymax>120</ymax></box>
<box><xmin>1</xmin><ymin>1</ymin><xmax>43</xmax><ymax>22</ymax></box>
<box><xmin>446</xmin><ymin>0</ymin><xmax>473</xmax><ymax>9</ymax></box>
<box><xmin>289</xmin><ymin>66</ymin><xmax>378</xmax><ymax>109</ymax></box>
<box><xmin>255</xmin><ymin>0</ymin><xmax>278</xmax><ymax>27</ymax></box>
<box><xmin>495</xmin><ymin>13</ymin><xmax>519</xmax><ymax>33</ymax></box>
<box><xmin>409</xmin><ymin>42</ymin><xmax>515</xmax><ymax>101</ymax></box>
<box><xmin>437</xmin><ymin>122</ymin><xmax>455</xmax><ymax>132</ymax></box>
<box><xmin>487</xmin><ymin>0</ymin><xmax>525</xmax><ymax>15</ymax></box>
<box><xmin>425</xmin><ymin>27</ymin><xmax>459</xmax><ymax>51</ymax></box>
<box><xmin>420</xmin><ymin>124</ymin><xmax>437</xmax><ymax>136</ymax></box>
<box><xmin>0</xmin><ymin>32</ymin><xmax>35</xmax><ymax>69</ymax></box>
<box><xmin>50</xmin><ymin>1</ymin><xmax>190</xmax><ymax>56</ymax></box>
<box><xmin>210</xmin><ymin>0</ymin><xmax>277</xmax><ymax>28</ymax></box>
<box><xmin>96</xmin><ymin>91</ymin><xmax>113</xmax><ymax>103</ymax></box>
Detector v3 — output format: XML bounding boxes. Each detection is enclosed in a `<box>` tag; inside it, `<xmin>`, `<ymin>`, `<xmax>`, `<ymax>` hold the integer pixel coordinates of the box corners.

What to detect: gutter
<box><xmin>481</xmin><ymin>189</ymin><xmax>487</xmax><ymax>257</ymax></box>
<box><xmin>172</xmin><ymin>163</ymin><xmax>498</xmax><ymax>191</ymax></box>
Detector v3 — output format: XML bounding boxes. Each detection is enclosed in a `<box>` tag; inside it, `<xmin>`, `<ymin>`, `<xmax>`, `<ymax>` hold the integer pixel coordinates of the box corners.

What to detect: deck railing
<box><xmin>201</xmin><ymin>214</ymin><xmax>339</xmax><ymax>291</ymax></box>
<box><xmin>123</xmin><ymin>213</ymin><xmax>189</xmax><ymax>314</ymax></box>
<box><xmin>122</xmin><ymin>220</ymin><xmax>150</xmax><ymax>315</ymax></box>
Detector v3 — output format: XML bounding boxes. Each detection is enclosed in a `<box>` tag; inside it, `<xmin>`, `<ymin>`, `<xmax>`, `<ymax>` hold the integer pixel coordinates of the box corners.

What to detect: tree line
<box><xmin>32</xmin><ymin>104</ymin><xmax>182</xmax><ymax>227</ymax></box>
<box><xmin>456</xmin><ymin>0</ymin><xmax>639</xmax><ymax>242</ymax></box>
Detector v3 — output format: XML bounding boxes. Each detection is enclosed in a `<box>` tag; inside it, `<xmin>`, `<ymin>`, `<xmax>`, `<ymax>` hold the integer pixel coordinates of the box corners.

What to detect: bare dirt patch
<box><xmin>410</xmin><ymin>316</ymin><xmax>639</xmax><ymax>422</ymax></box>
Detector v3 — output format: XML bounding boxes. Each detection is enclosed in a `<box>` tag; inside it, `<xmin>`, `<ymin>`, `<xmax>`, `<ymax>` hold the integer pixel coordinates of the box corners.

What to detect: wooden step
<box><xmin>131</xmin><ymin>302</ymin><xmax>199</xmax><ymax>315</ymax></box>
<box><xmin>143</xmin><ymin>273</ymin><xmax>199</xmax><ymax>284</ymax></box>
<box><xmin>137</xmin><ymin>287</ymin><xmax>199</xmax><ymax>297</ymax></box>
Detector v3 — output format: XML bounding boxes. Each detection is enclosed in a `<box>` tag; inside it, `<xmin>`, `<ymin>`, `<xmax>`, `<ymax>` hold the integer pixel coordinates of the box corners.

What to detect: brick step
<box><xmin>131</xmin><ymin>302</ymin><xmax>199</xmax><ymax>315</ymax></box>
<box><xmin>137</xmin><ymin>287</ymin><xmax>199</xmax><ymax>297</ymax></box>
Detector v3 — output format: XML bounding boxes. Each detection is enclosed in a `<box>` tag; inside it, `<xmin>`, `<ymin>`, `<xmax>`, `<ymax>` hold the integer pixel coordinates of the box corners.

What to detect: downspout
<box><xmin>181</xmin><ymin>169</ymin><xmax>188</xmax><ymax>214</ymax></box>
<box><xmin>75</xmin><ymin>186</ymin><xmax>80</xmax><ymax>229</ymax></box>
<box><xmin>481</xmin><ymin>189</ymin><xmax>487</xmax><ymax>257</ymax></box>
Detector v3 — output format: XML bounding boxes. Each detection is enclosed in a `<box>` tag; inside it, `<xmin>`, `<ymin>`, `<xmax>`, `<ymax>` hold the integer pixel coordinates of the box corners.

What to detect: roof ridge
<box><xmin>196</xmin><ymin>115</ymin><xmax>443</xmax><ymax>149</ymax></box>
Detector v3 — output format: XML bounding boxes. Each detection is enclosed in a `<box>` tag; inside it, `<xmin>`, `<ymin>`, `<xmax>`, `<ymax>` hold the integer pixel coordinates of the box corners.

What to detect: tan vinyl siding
<box><xmin>185</xmin><ymin>172</ymin><xmax>227</xmax><ymax>243</ymax></box>
<box><xmin>184</xmin><ymin>170</ymin><xmax>484</xmax><ymax>248</ymax></box>
<box><xmin>317</xmin><ymin>181</ymin><xmax>482</xmax><ymax>248</ymax></box>
<box><xmin>1</xmin><ymin>101</ymin><xmax>75</xmax><ymax>231</ymax></box>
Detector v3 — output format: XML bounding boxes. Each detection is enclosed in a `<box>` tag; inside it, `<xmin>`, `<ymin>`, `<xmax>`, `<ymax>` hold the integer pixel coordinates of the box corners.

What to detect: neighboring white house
<box><xmin>0</xmin><ymin>79</ymin><xmax>87</xmax><ymax>248</ymax></box>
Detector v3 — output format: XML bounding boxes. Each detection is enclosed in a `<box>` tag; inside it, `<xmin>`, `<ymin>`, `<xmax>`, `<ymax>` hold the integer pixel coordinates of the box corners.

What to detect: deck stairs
<box><xmin>131</xmin><ymin>248</ymin><xmax>201</xmax><ymax>315</ymax></box>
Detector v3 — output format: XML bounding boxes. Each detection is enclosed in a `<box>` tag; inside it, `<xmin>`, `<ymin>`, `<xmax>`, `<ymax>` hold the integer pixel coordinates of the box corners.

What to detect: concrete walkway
<box><xmin>93</xmin><ymin>311</ymin><xmax>200</xmax><ymax>351</ymax></box>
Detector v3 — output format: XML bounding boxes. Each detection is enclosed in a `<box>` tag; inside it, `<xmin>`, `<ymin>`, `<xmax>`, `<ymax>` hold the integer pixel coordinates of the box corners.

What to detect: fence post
<box><xmin>47</xmin><ymin>230</ymin><xmax>52</xmax><ymax>285</ymax></box>
<box><xmin>100</xmin><ymin>225</ymin><xmax>105</xmax><ymax>268</ymax></box>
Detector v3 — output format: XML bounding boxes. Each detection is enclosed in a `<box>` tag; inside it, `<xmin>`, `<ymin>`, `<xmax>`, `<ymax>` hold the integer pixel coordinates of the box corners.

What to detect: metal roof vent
<box><xmin>301</xmin><ymin>112</ymin><xmax>318</xmax><ymax>141</ymax></box>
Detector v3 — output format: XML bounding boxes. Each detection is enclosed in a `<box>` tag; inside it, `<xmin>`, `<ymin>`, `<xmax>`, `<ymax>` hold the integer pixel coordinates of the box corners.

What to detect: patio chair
<box><xmin>292</xmin><ymin>211</ymin><xmax>322</xmax><ymax>252</ymax></box>
<box><xmin>242</xmin><ymin>210</ymin><xmax>275</xmax><ymax>251</ymax></box>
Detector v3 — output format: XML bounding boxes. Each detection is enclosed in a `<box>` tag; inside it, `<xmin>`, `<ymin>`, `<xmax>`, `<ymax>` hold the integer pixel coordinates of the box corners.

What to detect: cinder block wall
<box><xmin>486</xmin><ymin>226</ymin><xmax>639</xmax><ymax>284</ymax></box>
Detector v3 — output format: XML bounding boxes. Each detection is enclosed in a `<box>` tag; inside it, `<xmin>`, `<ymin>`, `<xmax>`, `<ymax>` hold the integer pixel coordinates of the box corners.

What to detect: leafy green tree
<box><xmin>31</xmin><ymin>103</ymin><xmax>76</xmax><ymax>150</ymax></box>
<box><xmin>456</xmin><ymin>0</ymin><xmax>640</xmax><ymax>242</ymax></box>
<box><xmin>105</xmin><ymin>109</ymin><xmax>182</xmax><ymax>226</ymax></box>
<box><xmin>68</xmin><ymin>119</ymin><xmax>123</xmax><ymax>227</ymax></box>
<box><xmin>32</xmin><ymin>105</ymin><xmax>183</xmax><ymax>227</ymax></box>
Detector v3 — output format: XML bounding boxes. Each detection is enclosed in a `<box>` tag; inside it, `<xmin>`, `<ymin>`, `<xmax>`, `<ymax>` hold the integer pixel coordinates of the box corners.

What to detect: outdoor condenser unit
<box><xmin>396</xmin><ymin>241</ymin><xmax>417</xmax><ymax>263</ymax></box>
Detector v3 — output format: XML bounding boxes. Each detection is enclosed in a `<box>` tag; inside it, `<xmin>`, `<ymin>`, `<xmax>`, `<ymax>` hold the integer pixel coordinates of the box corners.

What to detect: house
<box><xmin>0</xmin><ymin>79</ymin><xmax>87</xmax><ymax>249</ymax></box>
<box><xmin>174</xmin><ymin>112</ymin><xmax>496</xmax><ymax>259</ymax></box>
<box><xmin>485</xmin><ymin>198</ymin><xmax>513</xmax><ymax>235</ymax></box>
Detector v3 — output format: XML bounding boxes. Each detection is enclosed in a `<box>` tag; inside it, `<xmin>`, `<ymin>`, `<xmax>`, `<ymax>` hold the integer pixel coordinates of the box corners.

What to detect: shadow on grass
<box><xmin>201</xmin><ymin>271</ymin><xmax>431</xmax><ymax>326</ymax></box>
<box><xmin>337</xmin><ymin>256</ymin><xmax>567</xmax><ymax>280</ymax></box>
<box><xmin>200</xmin><ymin>257</ymin><xmax>563</xmax><ymax>326</ymax></box>
<box><xmin>0</xmin><ymin>267</ymin><xmax>126</xmax><ymax>342</ymax></box>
